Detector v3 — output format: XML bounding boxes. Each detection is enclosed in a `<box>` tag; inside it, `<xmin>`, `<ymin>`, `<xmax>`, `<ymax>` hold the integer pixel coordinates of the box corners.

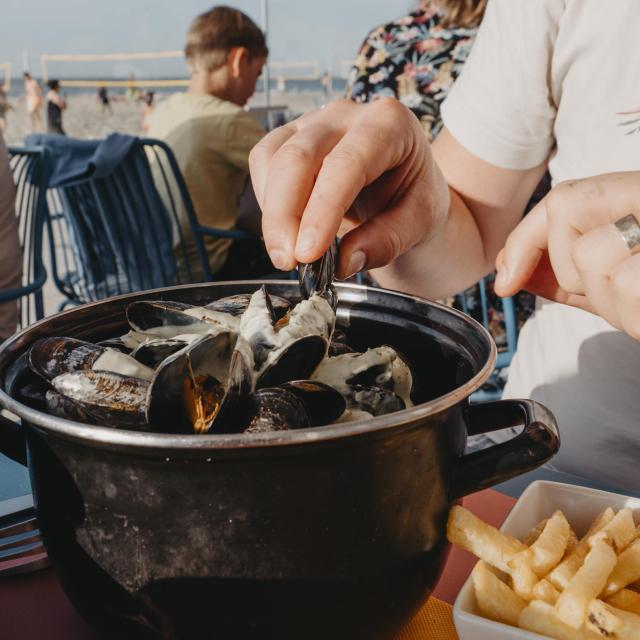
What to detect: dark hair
<box><xmin>47</xmin><ymin>80</ymin><xmax>60</xmax><ymax>91</ymax></box>
<box><xmin>23</xmin><ymin>72</ymin><xmax>31</xmax><ymax>79</ymax></box>
<box><xmin>421</xmin><ymin>0</ymin><xmax>488</xmax><ymax>28</ymax></box>
<box><xmin>185</xmin><ymin>5</ymin><xmax>269</xmax><ymax>71</ymax></box>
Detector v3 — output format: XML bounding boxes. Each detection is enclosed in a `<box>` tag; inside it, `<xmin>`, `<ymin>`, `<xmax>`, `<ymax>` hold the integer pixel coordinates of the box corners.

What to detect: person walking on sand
<box><xmin>23</xmin><ymin>72</ymin><xmax>43</xmax><ymax>132</ymax></box>
<box><xmin>98</xmin><ymin>85</ymin><xmax>112</xmax><ymax>116</ymax></box>
<box><xmin>45</xmin><ymin>80</ymin><xmax>66</xmax><ymax>135</ymax></box>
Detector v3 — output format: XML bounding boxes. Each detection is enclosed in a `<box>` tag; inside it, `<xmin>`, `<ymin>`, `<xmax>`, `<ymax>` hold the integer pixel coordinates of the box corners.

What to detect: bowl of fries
<box><xmin>450</xmin><ymin>480</ymin><xmax>640</xmax><ymax>640</ymax></box>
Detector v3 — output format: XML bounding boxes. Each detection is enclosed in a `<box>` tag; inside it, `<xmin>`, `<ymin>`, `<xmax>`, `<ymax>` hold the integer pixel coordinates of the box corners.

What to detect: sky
<box><xmin>1</xmin><ymin>0</ymin><xmax>416</xmax><ymax>79</ymax></box>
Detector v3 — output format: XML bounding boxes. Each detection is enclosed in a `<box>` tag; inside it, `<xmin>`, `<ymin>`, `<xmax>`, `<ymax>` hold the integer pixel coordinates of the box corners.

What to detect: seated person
<box><xmin>147</xmin><ymin>6</ymin><xmax>269</xmax><ymax>280</ymax></box>
<box><xmin>0</xmin><ymin>132</ymin><xmax>21</xmax><ymax>340</ymax></box>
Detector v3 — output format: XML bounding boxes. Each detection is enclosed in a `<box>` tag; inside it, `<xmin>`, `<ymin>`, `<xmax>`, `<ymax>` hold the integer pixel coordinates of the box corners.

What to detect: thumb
<box><xmin>494</xmin><ymin>200</ymin><xmax>549</xmax><ymax>297</ymax></box>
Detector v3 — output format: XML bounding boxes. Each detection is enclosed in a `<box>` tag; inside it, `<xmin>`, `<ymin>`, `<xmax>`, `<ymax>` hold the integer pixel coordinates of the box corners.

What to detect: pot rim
<box><xmin>0</xmin><ymin>281</ymin><xmax>497</xmax><ymax>450</ymax></box>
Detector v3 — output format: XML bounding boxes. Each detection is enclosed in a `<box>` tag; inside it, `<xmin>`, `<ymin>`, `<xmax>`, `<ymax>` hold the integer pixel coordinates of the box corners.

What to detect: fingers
<box><xmin>494</xmin><ymin>199</ymin><xmax>548</xmax><ymax>297</ymax></box>
<box><xmin>545</xmin><ymin>173</ymin><xmax>640</xmax><ymax>293</ymax></box>
<box><xmin>255</xmin><ymin>120</ymin><xmax>345</xmax><ymax>269</ymax></box>
<box><xmin>250</xmin><ymin>98</ymin><xmax>424</xmax><ymax>271</ymax></box>
<box><xmin>294</xmin><ymin>104</ymin><xmax>416</xmax><ymax>264</ymax></box>
<box><xmin>611</xmin><ymin>254</ymin><xmax>640</xmax><ymax>338</ymax></box>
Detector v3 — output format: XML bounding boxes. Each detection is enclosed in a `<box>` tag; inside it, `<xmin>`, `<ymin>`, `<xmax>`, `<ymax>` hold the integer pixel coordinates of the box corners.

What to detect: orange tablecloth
<box><xmin>0</xmin><ymin>489</ymin><xmax>516</xmax><ymax>639</ymax></box>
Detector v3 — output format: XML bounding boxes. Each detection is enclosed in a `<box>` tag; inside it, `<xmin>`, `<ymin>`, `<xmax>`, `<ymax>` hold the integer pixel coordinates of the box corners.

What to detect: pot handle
<box><xmin>449</xmin><ymin>398</ymin><xmax>559</xmax><ymax>501</ymax></box>
<box><xmin>0</xmin><ymin>412</ymin><xmax>27</xmax><ymax>467</ymax></box>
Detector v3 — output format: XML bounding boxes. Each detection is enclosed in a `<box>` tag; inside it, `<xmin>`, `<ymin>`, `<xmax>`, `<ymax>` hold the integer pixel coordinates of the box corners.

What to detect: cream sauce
<box><xmin>92</xmin><ymin>349</ymin><xmax>155</xmax><ymax>381</ymax></box>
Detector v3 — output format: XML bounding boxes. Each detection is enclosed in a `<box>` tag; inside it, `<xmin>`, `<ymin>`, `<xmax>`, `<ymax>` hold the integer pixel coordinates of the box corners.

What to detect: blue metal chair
<box><xmin>456</xmin><ymin>277</ymin><xmax>518</xmax><ymax>402</ymax></box>
<box><xmin>0</xmin><ymin>147</ymin><xmax>50</xmax><ymax>329</ymax></box>
<box><xmin>43</xmin><ymin>137</ymin><xmax>258</xmax><ymax>308</ymax></box>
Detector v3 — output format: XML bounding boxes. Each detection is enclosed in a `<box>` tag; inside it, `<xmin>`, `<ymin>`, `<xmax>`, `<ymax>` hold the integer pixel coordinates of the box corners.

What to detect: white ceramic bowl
<box><xmin>453</xmin><ymin>480</ymin><xmax>640</xmax><ymax>640</ymax></box>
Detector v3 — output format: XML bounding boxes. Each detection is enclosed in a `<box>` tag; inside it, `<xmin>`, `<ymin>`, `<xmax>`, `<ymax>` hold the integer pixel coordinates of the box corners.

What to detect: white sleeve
<box><xmin>440</xmin><ymin>0</ymin><xmax>565</xmax><ymax>170</ymax></box>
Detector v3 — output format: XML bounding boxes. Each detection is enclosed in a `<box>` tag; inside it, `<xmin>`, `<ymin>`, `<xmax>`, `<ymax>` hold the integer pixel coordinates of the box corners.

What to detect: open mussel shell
<box><xmin>146</xmin><ymin>332</ymin><xmax>250</xmax><ymax>434</ymax></box>
<box><xmin>29</xmin><ymin>337</ymin><xmax>104</xmax><ymax>381</ymax></box>
<box><xmin>350</xmin><ymin>386</ymin><xmax>405</xmax><ymax>416</ymax></box>
<box><xmin>126</xmin><ymin>300</ymin><xmax>205</xmax><ymax>334</ymax></box>
<box><xmin>280</xmin><ymin>380</ymin><xmax>346</xmax><ymax>426</ymax></box>
<box><xmin>243</xmin><ymin>387</ymin><xmax>310</xmax><ymax>434</ymax></box>
<box><xmin>131</xmin><ymin>339</ymin><xmax>188</xmax><ymax>369</ymax></box>
<box><xmin>298</xmin><ymin>238</ymin><xmax>338</xmax><ymax>310</ymax></box>
<box><xmin>97</xmin><ymin>337</ymin><xmax>132</xmax><ymax>354</ymax></box>
<box><xmin>205</xmin><ymin>293</ymin><xmax>291</xmax><ymax>320</ymax></box>
<box><xmin>256</xmin><ymin>335</ymin><xmax>328</xmax><ymax>389</ymax></box>
<box><xmin>50</xmin><ymin>370</ymin><xmax>149</xmax><ymax>428</ymax></box>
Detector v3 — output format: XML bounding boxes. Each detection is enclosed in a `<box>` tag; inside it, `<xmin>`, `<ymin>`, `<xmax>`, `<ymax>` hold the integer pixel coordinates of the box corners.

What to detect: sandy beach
<box><xmin>1</xmin><ymin>88</ymin><xmax>331</xmax><ymax>146</ymax></box>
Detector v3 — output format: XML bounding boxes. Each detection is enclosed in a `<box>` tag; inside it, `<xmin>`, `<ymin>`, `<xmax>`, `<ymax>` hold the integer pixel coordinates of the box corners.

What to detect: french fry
<box><xmin>555</xmin><ymin>539</ymin><xmax>617</xmax><ymax>629</ymax></box>
<box><xmin>606</xmin><ymin>604</ymin><xmax>640</xmax><ymax>639</ymax></box>
<box><xmin>508</xmin><ymin>553</ymin><xmax>539</xmax><ymax>600</ymax></box>
<box><xmin>472</xmin><ymin>561</ymin><xmax>526</xmax><ymax>626</ymax></box>
<box><xmin>606</xmin><ymin>589</ymin><xmax>640</xmax><ymax>615</ymax></box>
<box><xmin>603</xmin><ymin>539</ymin><xmax>640</xmax><ymax>597</ymax></box>
<box><xmin>585</xmin><ymin>599</ymin><xmax>623</xmax><ymax>637</ymax></box>
<box><xmin>547</xmin><ymin>508</ymin><xmax>615</xmax><ymax>591</ymax></box>
<box><xmin>446</xmin><ymin>506</ymin><xmax>526</xmax><ymax>573</ymax></box>
<box><xmin>519</xmin><ymin>600</ymin><xmax>602</xmax><ymax>640</ymax></box>
<box><xmin>589</xmin><ymin>507</ymin><xmax>637</xmax><ymax>552</ymax></box>
<box><xmin>524</xmin><ymin>517</ymin><xmax>549</xmax><ymax>546</ymax></box>
<box><xmin>532</xmin><ymin>578</ymin><xmax>561</xmax><ymax>605</ymax></box>
<box><xmin>523</xmin><ymin>510</ymin><xmax>571</xmax><ymax>577</ymax></box>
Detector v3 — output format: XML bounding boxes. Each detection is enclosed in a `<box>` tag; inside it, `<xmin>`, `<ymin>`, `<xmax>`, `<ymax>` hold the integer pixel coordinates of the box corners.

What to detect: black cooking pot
<box><xmin>0</xmin><ymin>282</ymin><xmax>558</xmax><ymax>640</ymax></box>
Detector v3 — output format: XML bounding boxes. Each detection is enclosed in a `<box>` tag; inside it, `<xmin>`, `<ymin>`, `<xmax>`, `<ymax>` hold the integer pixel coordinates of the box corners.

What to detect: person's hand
<box><xmin>494</xmin><ymin>172</ymin><xmax>640</xmax><ymax>338</ymax></box>
<box><xmin>249</xmin><ymin>98</ymin><xmax>449</xmax><ymax>279</ymax></box>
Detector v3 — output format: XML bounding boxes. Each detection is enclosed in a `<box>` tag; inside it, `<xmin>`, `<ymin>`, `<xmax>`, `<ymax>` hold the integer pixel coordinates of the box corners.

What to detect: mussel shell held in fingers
<box><xmin>243</xmin><ymin>387</ymin><xmax>311</xmax><ymax>434</ymax></box>
<box><xmin>51</xmin><ymin>370</ymin><xmax>149</xmax><ymax>428</ymax></box>
<box><xmin>298</xmin><ymin>239</ymin><xmax>338</xmax><ymax>310</ymax></box>
<box><xmin>29</xmin><ymin>337</ymin><xmax>104</xmax><ymax>381</ymax></box>
<box><xmin>281</xmin><ymin>380</ymin><xmax>346</xmax><ymax>426</ymax></box>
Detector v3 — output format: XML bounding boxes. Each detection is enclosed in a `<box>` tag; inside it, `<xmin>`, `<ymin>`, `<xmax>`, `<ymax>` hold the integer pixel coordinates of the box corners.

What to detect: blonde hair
<box><xmin>185</xmin><ymin>5</ymin><xmax>268</xmax><ymax>72</ymax></box>
<box><xmin>421</xmin><ymin>0</ymin><xmax>488</xmax><ymax>28</ymax></box>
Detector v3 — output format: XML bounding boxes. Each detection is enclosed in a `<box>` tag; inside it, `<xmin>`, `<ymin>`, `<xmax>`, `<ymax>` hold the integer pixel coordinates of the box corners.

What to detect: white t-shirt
<box><xmin>441</xmin><ymin>0</ymin><xmax>640</xmax><ymax>491</ymax></box>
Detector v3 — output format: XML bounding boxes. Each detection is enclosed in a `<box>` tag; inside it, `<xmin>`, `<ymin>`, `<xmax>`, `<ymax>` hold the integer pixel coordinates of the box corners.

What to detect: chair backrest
<box><xmin>46</xmin><ymin>138</ymin><xmax>213</xmax><ymax>305</ymax></box>
<box><xmin>0</xmin><ymin>147</ymin><xmax>50</xmax><ymax>328</ymax></box>
<box><xmin>456</xmin><ymin>276</ymin><xmax>518</xmax><ymax>371</ymax></box>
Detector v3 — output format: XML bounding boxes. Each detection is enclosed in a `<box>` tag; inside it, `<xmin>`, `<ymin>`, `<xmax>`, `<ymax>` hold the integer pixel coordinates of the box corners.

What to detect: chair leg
<box><xmin>57</xmin><ymin>298</ymin><xmax>78</xmax><ymax>312</ymax></box>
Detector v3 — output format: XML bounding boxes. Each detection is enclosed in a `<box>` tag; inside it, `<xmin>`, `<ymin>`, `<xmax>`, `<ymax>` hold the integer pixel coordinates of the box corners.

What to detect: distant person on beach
<box><xmin>98</xmin><ymin>85</ymin><xmax>112</xmax><ymax>116</ymax></box>
<box><xmin>45</xmin><ymin>80</ymin><xmax>66</xmax><ymax>135</ymax></box>
<box><xmin>23</xmin><ymin>72</ymin><xmax>43</xmax><ymax>132</ymax></box>
<box><xmin>141</xmin><ymin>90</ymin><xmax>155</xmax><ymax>132</ymax></box>
<box><xmin>0</xmin><ymin>87</ymin><xmax>11</xmax><ymax>131</ymax></box>
<box><xmin>147</xmin><ymin>5</ymin><xmax>269</xmax><ymax>280</ymax></box>
<box><xmin>0</xmin><ymin>132</ymin><xmax>22</xmax><ymax>340</ymax></box>
<box><xmin>321</xmin><ymin>71</ymin><xmax>331</xmax><ymax>98</ymax></box>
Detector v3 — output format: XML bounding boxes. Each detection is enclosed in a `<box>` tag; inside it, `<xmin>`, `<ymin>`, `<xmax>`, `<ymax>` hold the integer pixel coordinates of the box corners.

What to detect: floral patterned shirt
<box><xmin>346</xmin><ymin>6</ymin><xmax>479</xmax><ymax>141</ymax></box>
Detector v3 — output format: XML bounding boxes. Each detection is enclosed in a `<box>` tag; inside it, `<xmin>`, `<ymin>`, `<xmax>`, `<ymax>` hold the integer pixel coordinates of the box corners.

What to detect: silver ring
<box><xmin>614</xmin><ymin>214</ymin><xmax>640</xmax><ymax>254</ymax></box>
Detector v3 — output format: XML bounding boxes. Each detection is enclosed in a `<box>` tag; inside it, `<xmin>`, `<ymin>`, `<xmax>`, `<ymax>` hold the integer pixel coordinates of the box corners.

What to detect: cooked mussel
<box><xmin>205</xmin><ymin>293</ymin><xmax>291</xmax><ymax>320</ymax></box>
<box><xmin>240</xmin><ymin>286</ymin><xmax>334</xmax><ymax>388</ymax></box>
<box><xmin>131</xmin><ymin>339</ymin><xmax>189</xmax><ymax>369</ymax></box>
<box><xmin>146</xmin><ymin>332</ymin><xmax>251</xmax><ymax>434</ymax></box>
<box><xmin>126</xmin><ymin>300</ymin><xmax>239</xmax><ymax>338</ymax></box>
<box><xmin>50</xmin><ymin>370</ymin><xmax>149</xmax><ymax>428</ymax></box>
<box><xmin>298</xmin><ymin>238</ymin><xmax>338</xmax><ymax>310</ymax></box>
<box><xmin>281</xmin><ymin>380</ymin><xmax>346</xmax><ymax>426</ymax></box>
<box><xmin>243</xmin><ymin>387</ymin><xmax>310</xmax><ymax>434</ymax></box>
<box><xmin>311</xmin><ymin>346</ymin><xmax>414</xmax><ymax>415</ymax></box>
<box><xmin>29</xmin><ymin>337</ymin><xmax>105</xmax><ymax>381</ymax></box>
<box><xmin>350</xmin><ymin>386</ymin><xmax>405</xmax><ymax>416</ymax></box>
